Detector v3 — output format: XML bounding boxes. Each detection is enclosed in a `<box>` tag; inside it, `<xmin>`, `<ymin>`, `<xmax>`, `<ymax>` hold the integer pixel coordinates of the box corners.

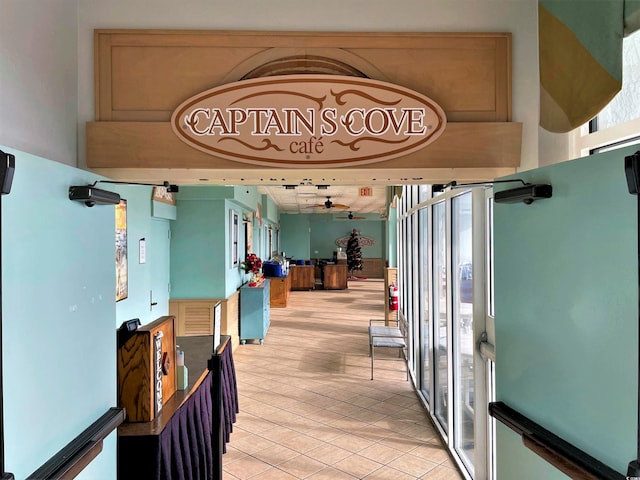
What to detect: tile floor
<box><xmin>223</xmin><ymin>279</ymin><xmax>465</xmax><ymax>479</ymax></box>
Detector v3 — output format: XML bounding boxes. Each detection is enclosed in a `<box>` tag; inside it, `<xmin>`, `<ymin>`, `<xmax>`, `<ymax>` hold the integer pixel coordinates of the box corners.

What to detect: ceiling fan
<box><xmin>337</xmin><ymin>211</ymin><xmax>366</xmax><ymax>220</ymax></box>
<box><xmin>303</xmin><ymin>196</ymin><xmax>350</xmax><ymax>210</ymax></box>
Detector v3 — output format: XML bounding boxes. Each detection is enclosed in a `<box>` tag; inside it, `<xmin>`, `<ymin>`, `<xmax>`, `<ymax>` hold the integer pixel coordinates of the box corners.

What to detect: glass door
<box><xmin>452</xmin><ymin>192</ymin><xmax>475</xmax><ymax>473</ymax></box>
<box><xmin>419</xmin><ymin>202</ymin><xmax>431</xmax><ymax>402</ymax></box>
<box><xmin>433</xmin><ymin>201</ymin><xmax>449</xmax><ymax>433</ymax></box>
<box><xmin>398</xmin><ymin>185</ymin><xmax>493</xmax><ymax>479</ymax></box>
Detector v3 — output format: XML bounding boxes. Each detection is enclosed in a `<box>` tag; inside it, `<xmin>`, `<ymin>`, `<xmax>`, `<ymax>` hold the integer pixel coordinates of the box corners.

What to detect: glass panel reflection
<box><xmin>433</xmin><ymin>202</ymin><xmax>448</xmax><ymax>431</ymax></box>
<box><xmin>419</xmin><ymin>207</ymin><xmax>430</xmax><ymax>401</ymax></box>
<box><xmin>453</xmin><ymin>192</ymin><xmax>474</xmax><ymax>472</ymax></box>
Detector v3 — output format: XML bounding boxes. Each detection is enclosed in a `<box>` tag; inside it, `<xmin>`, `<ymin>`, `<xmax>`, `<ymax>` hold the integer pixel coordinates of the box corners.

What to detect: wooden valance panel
<box><xmin>87</xmin><ymin>121</ymin><xmax>522</xmax><ymax>170</ymax></box>
<box><xmin>94</xmin><ymin>30</ymin><xmax>512</xmax><ymax>123</ymax></box>
<box><xmin>89</xmin><ymin>30</ymin><xmax>521</xmax><ymax>173</ymax></box>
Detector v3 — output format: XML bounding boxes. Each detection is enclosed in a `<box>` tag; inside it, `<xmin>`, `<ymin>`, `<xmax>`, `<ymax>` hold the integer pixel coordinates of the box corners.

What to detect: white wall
<box><xmin>1</xmin><ymin>0</ymin><xmax>78</xmax><ymax>167</ymax></box>
<box><xmin>539</xmin><ymin>127</ymin><xmax>571</xmax><ymax>167</ymax></box>
<box><xmin>76</xmin><ymin>0</ymin><xmax>542</xmax><ymax>172</ymax></box>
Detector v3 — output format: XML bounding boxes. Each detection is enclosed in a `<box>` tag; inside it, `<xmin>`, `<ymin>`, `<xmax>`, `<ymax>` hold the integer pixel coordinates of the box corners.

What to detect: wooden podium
<box><xmin>117</xmin><ymin>316</ymin><xmax>177</xmax><ymax>422</ymax></box>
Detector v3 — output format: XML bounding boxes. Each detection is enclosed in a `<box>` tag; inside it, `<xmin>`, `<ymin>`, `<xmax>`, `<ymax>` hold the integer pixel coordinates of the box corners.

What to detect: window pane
<box><xmin>453</xmin><ymin>192</ymin><xmax>474</xmax><ymax>472</ymax></box>
<box><xmin>433</xmin><ymin>202</ymin><xmax>448</xmax><ymax>431</ymax></box>
<box><xmin>410</xmin><ymin>187</ymin><xmax>419</xmax><ymax>365</ymax></box>
<box><xmin>420</xmin><ymin>206</ymin><xmax>430</xmax><ymax>400</ymax></box>
<box><xmin>487</xmin><ymin>198</ymin><xmax>495</xmax><ymax>317</ymax></box>
<box><xmin>594</xmin><ymin>31</ymin><xmax>640</xmax><ymax>130</ymax></box>
<box><xmin>488</xmin><ymin>360</ymin><xmax>497</xmax><ymax>480</ymax></box>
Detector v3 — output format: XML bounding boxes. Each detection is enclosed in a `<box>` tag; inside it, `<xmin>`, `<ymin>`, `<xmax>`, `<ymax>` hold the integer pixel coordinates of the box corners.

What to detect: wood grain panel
<box><xmin>86</xmin><ymin>121</ymin><xmax>521</xmax><ymax>169</ymax></box>
<box><xmin>110</xmin><ymin>45</ymin><xmax>265</xmax><ymax>115</ymax></box>
<box><xmin>290</xmin><ymin>265</ymin><xmax>315</xmax><ymax>290</ymax></box>
<box><xmin>94</xmin><ymin>30</ymin><xmax>511</xmax><ymax>122</ymax></box>
<box><xmin>221</xmin><ymin>292</ymin><xmax>240</xmax><ymax>351</ymax></box>
<box><xmin>91</xmin><ymin>30</ymin><xmax>519</xmax><ymax>177</ymax></box>
<box><xmin>266</xmin><ymin>276</ymin><xmax>290</xmax><ymax>308</ymax></box>
<box><xmin>182</xmin><ymin>305</ymin><xmax>213</xmax><ymax>336</ymax></box>
<box><xmin>171</xmin><ymin>300</ymin><xmax>213</xmax><ymax>336</ymax></box>
<box><xmin>360</xmin><ymin>258</ymin><xmax>384</xmax><ymax>279</ymax></box>
<box><xmin>323</xmin><ymin>264</ymin><xmax>348</xmax><ymax>289</ymax></box>
<box><xmin>170</xmin><ymin>296</ymin><xmax>241</xmax><ymax>351</ymax></box>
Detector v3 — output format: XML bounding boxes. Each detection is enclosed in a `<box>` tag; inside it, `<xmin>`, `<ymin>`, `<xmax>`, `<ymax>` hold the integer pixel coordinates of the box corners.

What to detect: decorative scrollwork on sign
<box><xmin>171</xmin><ymin>74</ymin><xmax>447</xmax><ymax>168</ymax></box>
<box><xmin>335</xmin><ymin>235</ymin><xmax>376</xmax><ymax>248</ymax></box>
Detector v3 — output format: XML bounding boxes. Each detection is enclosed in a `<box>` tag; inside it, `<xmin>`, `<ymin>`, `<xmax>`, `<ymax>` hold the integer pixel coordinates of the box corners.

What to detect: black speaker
<box><xmin>0</xmin><ymin>149</ymin><xmax>15</xmax><ymax>195</ymax></box>
<box><xmin>625</xmin><ymin>150</ymin><xmax>640</xmax><ymax>195</ymax></box>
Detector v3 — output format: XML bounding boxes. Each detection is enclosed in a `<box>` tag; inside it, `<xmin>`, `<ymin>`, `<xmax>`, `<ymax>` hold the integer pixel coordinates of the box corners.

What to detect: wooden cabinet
<box><xmin>240</xmin><ymin>280</ymin><xmax>270</xmax><ymax>344</ymax></box>
<box><xmin>266</xmin><ymin>275</ymin><xmax>290</xmax><ymax>307</ymax></box>
<box><xmin>169</xmin><ymin>299</ymin><xmax>216</xmax><ymax>336</ymax></box>
<box><xmin>290</xmin><ymin>265</ymin><xmax>315</xmax><ymax>290</ymax></box>
<box><xmin>169</xmin><ymin>294</ymin><xmax>241</xmax><ymax>350</ymax></box>
<box><xmin>323</xmin><ymin>264</ymin><xmax>348</xmax><ymax>289</ymax></box>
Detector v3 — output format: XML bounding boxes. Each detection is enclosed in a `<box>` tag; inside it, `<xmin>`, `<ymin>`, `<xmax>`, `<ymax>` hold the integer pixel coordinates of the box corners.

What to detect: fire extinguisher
<box><xmin>389</xmin><ymin>283</ymin><xmax>399</xmax><ymax>311</ymax></box>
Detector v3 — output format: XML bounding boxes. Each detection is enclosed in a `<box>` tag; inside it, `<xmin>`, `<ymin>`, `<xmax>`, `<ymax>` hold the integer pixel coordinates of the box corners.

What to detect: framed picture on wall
<box><xmin>115</xmin><ymin>199</ymin><xmax>128</xmax><ymax>302</ymax></box>
<box><xmin>267</xmin><ymin>226</ymin><xmax>273</xmax><ymax>257</ymax></box>
<box><xmin>245</xmin><ymin>217</ymin><xmax>253</xmax><ymax>255</ymax></box>
<box><xmin>231</xmin><ymin>210</ymin><xmax>239</xmax><ymax>267</ymax></box>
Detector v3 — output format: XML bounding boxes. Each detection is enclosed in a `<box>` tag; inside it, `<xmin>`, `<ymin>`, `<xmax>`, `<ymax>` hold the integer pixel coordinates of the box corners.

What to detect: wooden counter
<box><xmin>266</xmin><ymin>275</ymin><xmax>290</xmax><ymax>307</ymax></box>
<box><xmin>118</xmin><ymin>335</ymin><xmax>238</xmax><ymax>479</ymax></box>
<box><xmin>289</xmin><ymin>265</ymin><xmax>315</xmax><ymax>290</ymax></box>
<box><xmin>323</xmin><ymin>264</ymin><xmax>348</xmax><ymax>290</ymax></box>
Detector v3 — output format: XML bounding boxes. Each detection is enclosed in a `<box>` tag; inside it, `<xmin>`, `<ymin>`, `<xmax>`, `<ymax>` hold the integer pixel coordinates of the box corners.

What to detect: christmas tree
<box><xmin>346</xmin><ymin>228</ymin><xmax>363</xmax><ymax>278</ymax></box>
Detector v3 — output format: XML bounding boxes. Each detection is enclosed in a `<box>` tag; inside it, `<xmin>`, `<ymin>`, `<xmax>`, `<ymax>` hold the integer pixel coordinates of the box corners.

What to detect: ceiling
<box><xmin>257</xmin><ymin>184</ymin><xmax>389</xmax><ymax>217</ymax></box>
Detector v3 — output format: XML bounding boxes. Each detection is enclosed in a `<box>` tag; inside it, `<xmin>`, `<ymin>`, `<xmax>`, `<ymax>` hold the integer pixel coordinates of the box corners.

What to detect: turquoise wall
<box><xmin>387</xmin><ymin>206</ymin><xmax>397</xmax><ymax>267</ymax></box>
<box><xmin>494</xmin><ymin>146</ymin><xmax>638</xmax><ymax>477</ymax></box>
<box><xmin>310</xmin><ymin>216</ymin><xmax>385</xmax><ymax>259</ymax></box>
<box><xmin>280</xmin><ymin>213</ymin><xmax>386</xmax><ymax>261</ymax></box>
<box><xmin>225</xmin><ymin>199</ymin><xmax>250</xmax><ymax>297</ymax></box>
<box><xmin>172</xmin><ymin>187</ymin><xmax>397</xmax><ymax>299</ymax></box>
<box><xmin>111</xmin><ymin>186</ymin><xmax>174</xmax><ymax>326</ymax></box>
<box><xmin>170</xmin><ymin>188</ymin><xmax>227</xmax><ymax>298</ymax></box>
<box><xmin>1</xmin><ymin>147</ymin><xmax>117</xmax><ymax>479</ymax></box>
<box><xmin>280</xmin><ymin>214</ymin><xmax>311</xmax><ymax>259</ymax></box>
<box><xmin>262</xmin><ymin>194</ymin><xmax>279</xmax><ymax>223</ymax></box>
<box><xmin>171</xmin><ymin>186</ymin><xmax>263</xmax><ymax>299</ymax></box>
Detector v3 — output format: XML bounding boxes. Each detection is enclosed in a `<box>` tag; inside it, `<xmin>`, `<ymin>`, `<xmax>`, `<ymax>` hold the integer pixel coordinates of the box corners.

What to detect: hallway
<box><xmin>224</xmin><ymin>279</ymin><xmax>464</xmax><ymax>479</ymax></box>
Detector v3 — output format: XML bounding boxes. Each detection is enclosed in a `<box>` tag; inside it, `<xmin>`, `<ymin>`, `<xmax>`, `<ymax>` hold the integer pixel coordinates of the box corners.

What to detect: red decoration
<box><xmin>241</xmin><ymin>253</ymin><xmax>262</xmax><ymax>273</ymax></box>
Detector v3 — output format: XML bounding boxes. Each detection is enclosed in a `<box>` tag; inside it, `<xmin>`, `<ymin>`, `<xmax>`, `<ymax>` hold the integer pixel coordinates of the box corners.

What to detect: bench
<box><xmin>368</xmin><ymin>317</ymin><xmax>408</xmax><ymax>380</ymax></box>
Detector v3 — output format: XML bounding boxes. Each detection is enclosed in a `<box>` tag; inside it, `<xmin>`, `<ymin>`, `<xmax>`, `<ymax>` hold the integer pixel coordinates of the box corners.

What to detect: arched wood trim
<box><xmin>219</xmin><ymin>47</ymin><xmax>389</xmax><ymax>84</ymax></box>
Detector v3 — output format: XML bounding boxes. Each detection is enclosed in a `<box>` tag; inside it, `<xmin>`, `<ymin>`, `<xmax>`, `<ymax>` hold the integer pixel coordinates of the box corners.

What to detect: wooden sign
<box><xmin>152</xmin><ymin>186</ymin><xmax>176</xmax><ymax>205</ymax></box>
<box><xmin>171</xmin><ymin>74</ymin><xmax>446</xmax><ymax>168</ymax></box>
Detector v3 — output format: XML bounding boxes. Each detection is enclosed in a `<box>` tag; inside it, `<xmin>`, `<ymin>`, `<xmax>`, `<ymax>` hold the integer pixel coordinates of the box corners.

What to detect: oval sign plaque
<box><xmin>171</xmin><ymin>74</ymin><xmax>447</xmax><ymax>168</ymax></box>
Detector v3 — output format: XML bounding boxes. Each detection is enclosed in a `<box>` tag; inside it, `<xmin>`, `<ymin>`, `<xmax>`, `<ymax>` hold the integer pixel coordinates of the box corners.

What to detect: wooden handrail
<box><xmin>27</xmin><ymin>407</ymin><xmax>125</xmax><ymax>480</ymax></box>
<box><xmin>216</xmin><ymin>335</ymin><xmax>231</xmax><ymax>355</ymax></box>
<box><xmin>489</xmin><ymin>401</ymin><xmax>625</xmax><ymax>480</ymax></box>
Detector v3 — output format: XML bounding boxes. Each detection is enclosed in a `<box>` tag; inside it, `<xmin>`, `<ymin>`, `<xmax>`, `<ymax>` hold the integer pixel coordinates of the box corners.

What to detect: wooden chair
<box><xmin>368</xmin><ymin>317</ymin><xmax>408</xmax><ymax>380</ymax></box>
